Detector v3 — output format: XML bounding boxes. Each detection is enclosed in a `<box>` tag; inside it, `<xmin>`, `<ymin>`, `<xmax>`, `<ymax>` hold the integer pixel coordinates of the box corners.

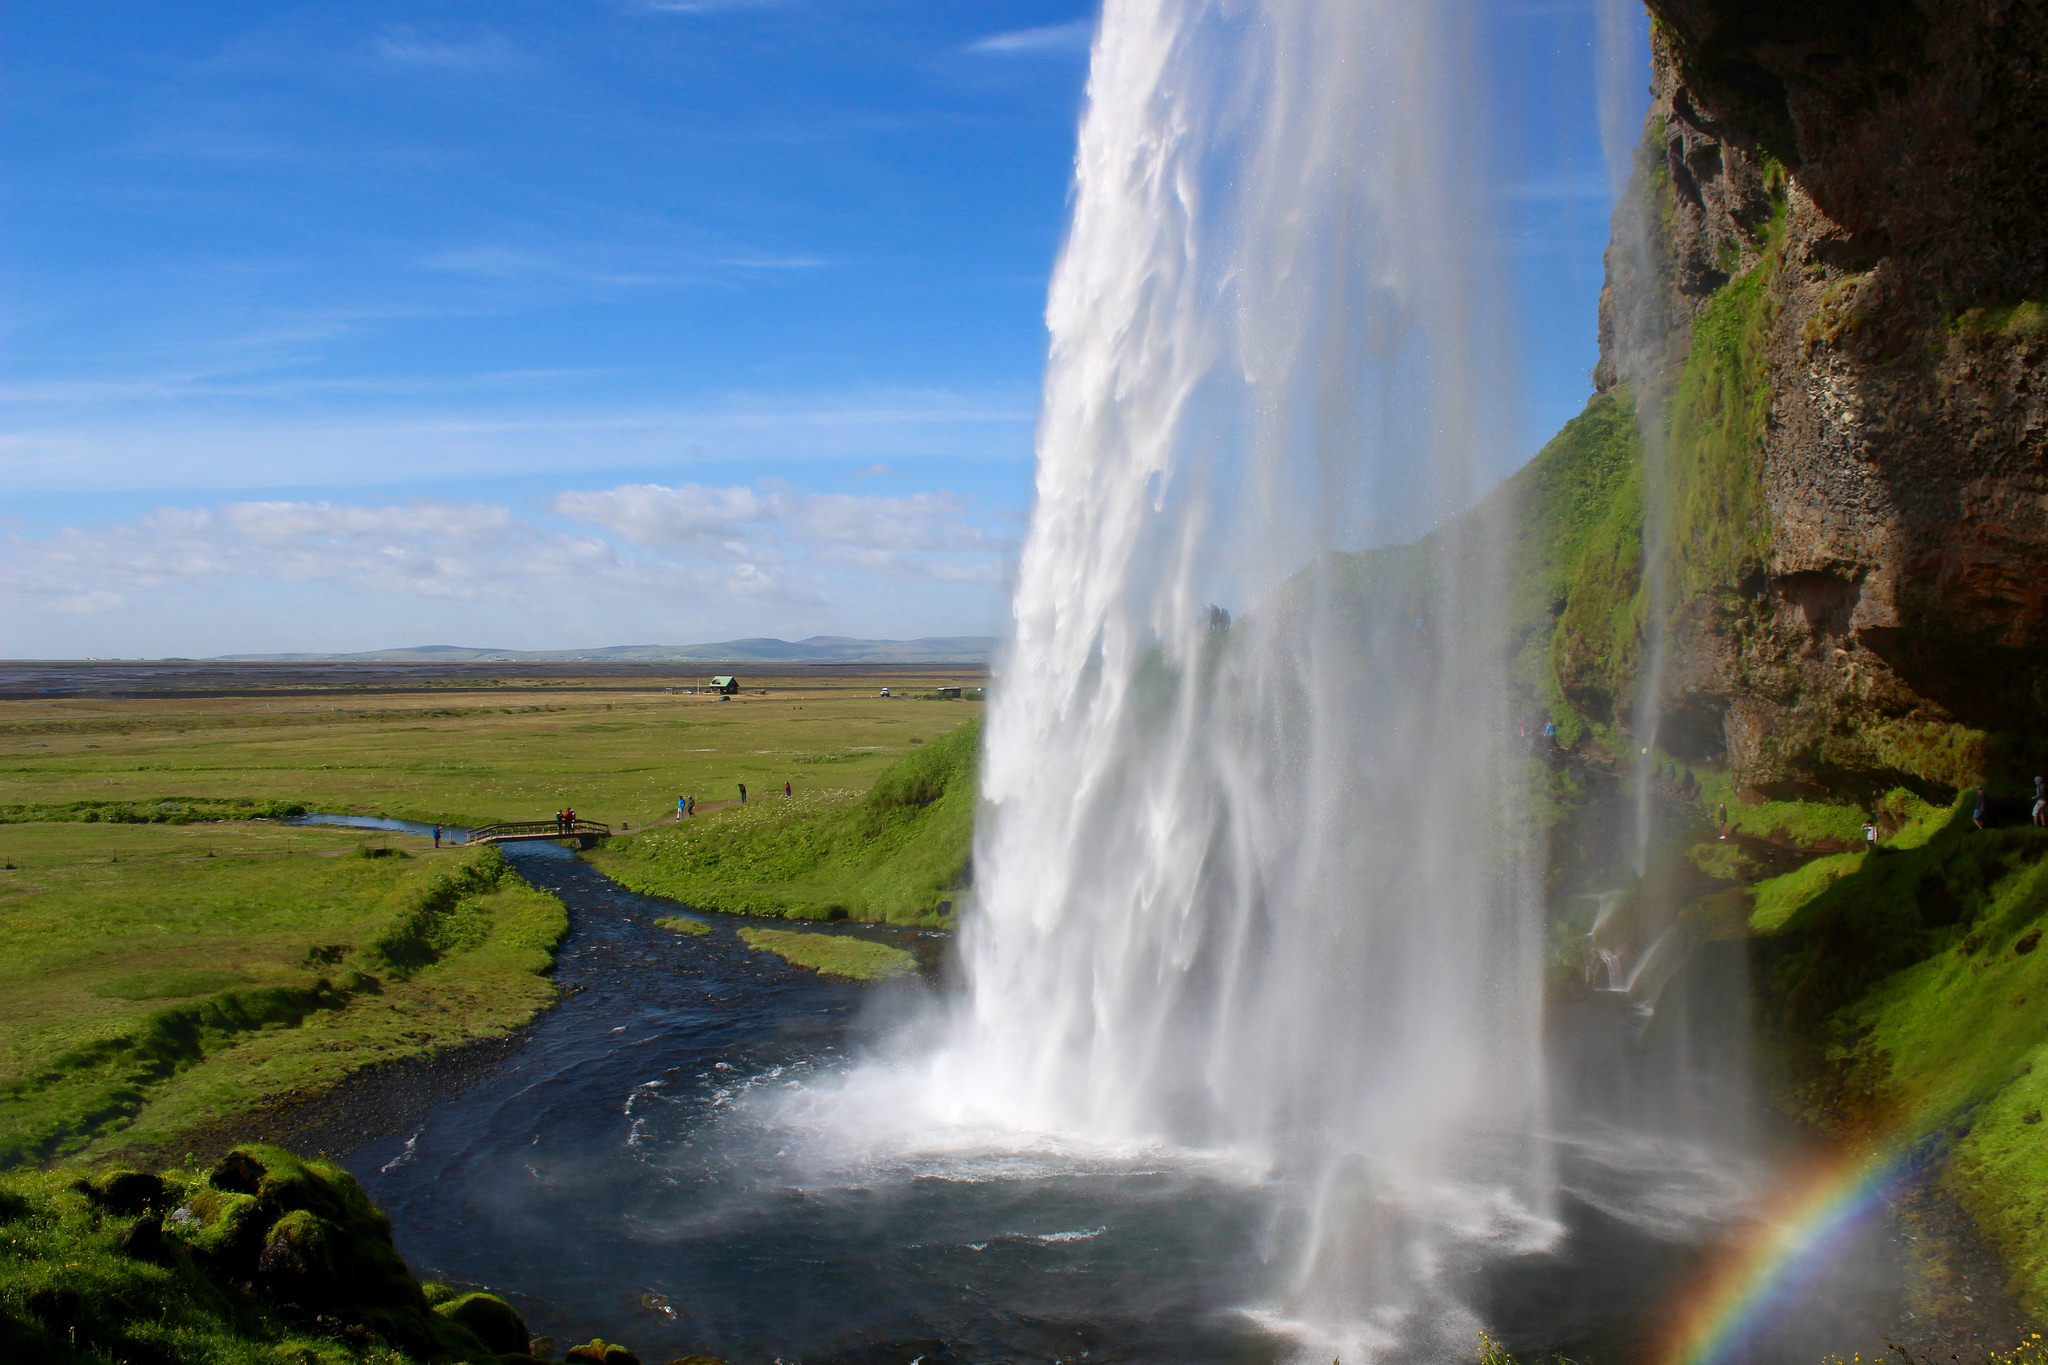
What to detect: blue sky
<box><xmin>2</xmin><ymin>1</ymin><xmax>1645</xmax><ymax>658</ymax></box>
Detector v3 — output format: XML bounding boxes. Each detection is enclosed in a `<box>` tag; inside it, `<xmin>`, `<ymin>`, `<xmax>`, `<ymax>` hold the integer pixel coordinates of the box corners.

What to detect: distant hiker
<box><xmin>687</xmin><ymin>795</ymin><xmax>695</xmax><ymax>817</ymax></box>
<box><xmin>738</xmin><ymin>783</ymin><xmax>747</xmax><ymax>804</ymax></box>
<box><xmin>566</xmin><ymin>807</ymin><xmax>577</xmax><ymax>830</ymax></box>
<box><xmin>1717</xmin><ymin>802</ymin><xmax>1728</xmax><ymax>841</ymax></box>
<box><xmin>2035</xmin><ymin>776</ymin><xmax>2046</xmax><ymax>828</ymax></box>
<box><xmin>1974</xmin><ymin>786</ymin><xmax>1988</xmax><ymax>831</ymax></box>
<box><xmin>1863</xmin><ymin>821</ymin><xmax>1879</xmax><ymax>851</ymax></box>
<box><xmin>678</xmin><ymin>797</ymin><xmax>686</xmax><ymax>819</ymax></box>
<box><xmin>554</xmin><ymin>810</ymin><xmax>565</xmax><ymax>834</ymax></box>
<box><xmin>784</xmin><ymin>781</ymin><xmax>792</xmax><ymax>798</ymax></box>
<box><xmin>433</xmin><ymin>823</ymin><xmax>442</xmax><ymax>848</ymax></box>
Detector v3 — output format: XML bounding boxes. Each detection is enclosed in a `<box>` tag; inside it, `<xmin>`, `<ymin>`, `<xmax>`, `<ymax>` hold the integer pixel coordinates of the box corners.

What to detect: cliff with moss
<box><xmin>1590</xmin><ymin>1</ymin><xmax>2048</xmax><ymax>798</ymax></box>
<box><xmin>1482</xmin><ymin>0</ymin><xmax>2048</xmax><ymax>1318</ymax></box>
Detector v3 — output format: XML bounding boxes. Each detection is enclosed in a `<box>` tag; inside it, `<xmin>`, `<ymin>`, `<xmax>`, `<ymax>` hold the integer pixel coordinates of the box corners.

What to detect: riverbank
<box><xmin>0</xmin><ymin>823</ymin><xmax>566</xmax><ymax>1169</ymax></box>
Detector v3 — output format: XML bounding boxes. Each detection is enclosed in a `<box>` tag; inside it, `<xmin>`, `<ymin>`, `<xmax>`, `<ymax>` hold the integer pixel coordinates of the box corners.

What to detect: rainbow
<box><xmin>1645</xmin><ymin>1143</ymin><xmax>1916</xmax><ymax>1365</ymax></box>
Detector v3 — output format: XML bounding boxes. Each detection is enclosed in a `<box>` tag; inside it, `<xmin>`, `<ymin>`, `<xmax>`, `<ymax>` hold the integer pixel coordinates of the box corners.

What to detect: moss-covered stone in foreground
<box><xmin>0</xmin><ymin>1143</ymin><xmax>530</xmax><ymax>1364</ymax></box>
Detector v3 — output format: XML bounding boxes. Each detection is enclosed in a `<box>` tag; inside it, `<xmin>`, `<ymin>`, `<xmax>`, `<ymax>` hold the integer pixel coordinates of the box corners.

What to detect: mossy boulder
<box><xmin>435</xmin><ymin>1291</ymin><xmax>531</xmax><ymax>1355</ymax></box>
<box><xmin>115</xmin><ymin>1212</ymin><xmax>169</xmax><ymax>1263</ymax></box>
<box><xmin>165</xmin><ymin>1187</ymin><xmax>267</xmax><ymax>1272</ymax></box>
<box><xmin>0</xmin><ymin>1145</ymin><xmax>515</xmax><ymax>1363</ymax></box>
<box><xmin>567</xmin><ymin>1340</ymin><xmax>643</xmax><ymax>1365</ymax></box>
<box><xmin>256</xmin><ymin>1208</ymin><xmax>346</xmax><ymax>1309</ymax></box>
<box><xmin>75</xmin><ymin>1168</ymin><xmax>169</xmax><ymax>1215</ymax></box>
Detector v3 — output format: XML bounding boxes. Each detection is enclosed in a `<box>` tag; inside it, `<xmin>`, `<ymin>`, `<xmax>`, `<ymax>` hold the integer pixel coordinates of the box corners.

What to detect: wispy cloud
<box><xmin>0</xmin><ymin>380</ymin><xmax>1037</xmax><ymax>499</ymax></box>
<box><xmin>0</xmin><ymin>367</ymin><xmax>615</xmax><ymax>408</ymax></box>
<box><xmin>714</xmin><ymin>255</ymin><xmax>831</xmax><ymax>271</ymax></box>
<box><xmin>421</xmin><ymin>242</ymin><xmax>827</xmax><ymax>290</ymax></box>
<box><xmin>639</xmin><ymin>0</ymin><xmax>790</xmax><ymax>14</ymax></box>
<box><xmin>967</xmin><ymin>19</ymin><xmax>1094</xmax><ymax>56</ymax></box>
<box><xmin>374</xmin><ymin>26</ymin><xmax>532</xmax><ymax>73</ymax></box>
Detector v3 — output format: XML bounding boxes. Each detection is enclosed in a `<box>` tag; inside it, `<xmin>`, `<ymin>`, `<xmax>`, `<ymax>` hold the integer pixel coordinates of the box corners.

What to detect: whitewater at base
<box><xmin>350</xmin><ymin>845</ymin><xmax>1964</xmax><ymax>1365</ymax></box>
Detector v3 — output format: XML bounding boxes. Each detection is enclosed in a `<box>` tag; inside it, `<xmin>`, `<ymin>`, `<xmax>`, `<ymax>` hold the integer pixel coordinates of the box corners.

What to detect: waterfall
<box><xmin>866</xmin><ymin>0</ymin><xmax>1554</xmax><ymax>1349</ymax></box>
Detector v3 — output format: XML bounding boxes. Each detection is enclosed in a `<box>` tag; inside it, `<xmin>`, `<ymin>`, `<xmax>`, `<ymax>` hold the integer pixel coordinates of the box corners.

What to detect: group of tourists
<box><xmin>554</xmin><ymin>808</ymin><xmax>578</xmax><ymax>834</ymax></box>
<box><xmin>670</xmin><ymin>780</ymin><xmax>796</xmax><ymax>821</ymax></box>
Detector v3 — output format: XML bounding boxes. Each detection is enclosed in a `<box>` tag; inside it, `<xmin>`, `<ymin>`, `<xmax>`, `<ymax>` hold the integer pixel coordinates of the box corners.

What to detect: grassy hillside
<box><xmin>587</xmin><ymin>717</ymin><xmax>979</xmax><ymax>926</ymax></box>
<box><xmin>1729</xmin><ymin>797</ymin><xmax>2048</xmax><ymax>1309</ymax></box>
<box><xmin>0</xmin><ymin>825</ymin><xmax>564</xmax><ymax>1168</ymax></box>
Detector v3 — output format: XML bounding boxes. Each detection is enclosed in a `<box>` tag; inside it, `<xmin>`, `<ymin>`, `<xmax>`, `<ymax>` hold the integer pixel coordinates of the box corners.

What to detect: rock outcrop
<box><xmin>1599</xmin><ymin>0</ymin><xmax>2048</xmax><ymax>796</ymax></box>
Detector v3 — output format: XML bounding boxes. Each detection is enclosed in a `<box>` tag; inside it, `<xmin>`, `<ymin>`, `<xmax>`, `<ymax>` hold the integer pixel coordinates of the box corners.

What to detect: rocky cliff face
<box><xmin>1599</xmin><ymin>0</ymin><xmax>2048</xmax><ymax>798</ymax></box>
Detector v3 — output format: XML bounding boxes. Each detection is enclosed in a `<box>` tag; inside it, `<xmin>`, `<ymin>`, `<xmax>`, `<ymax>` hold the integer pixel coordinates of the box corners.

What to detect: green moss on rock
<box><xmin>435</xmin><ymin>1291</ymin><xmax>530</xmax><ymax>1355</ymax></box>
<box><xmin>0</xmin><ymin>1144</ymin><xmax>505</xmax><ymax>1364</ymax></box>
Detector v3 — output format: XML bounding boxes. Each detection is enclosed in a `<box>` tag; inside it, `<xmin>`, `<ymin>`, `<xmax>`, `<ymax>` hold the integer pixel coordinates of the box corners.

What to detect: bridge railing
<box><xmin>467</xmin><ymin>819</ymin><xmax>611</xmax><ymax>844</ymax></box>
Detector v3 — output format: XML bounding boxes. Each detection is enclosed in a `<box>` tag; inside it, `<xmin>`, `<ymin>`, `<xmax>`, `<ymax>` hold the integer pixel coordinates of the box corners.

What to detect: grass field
<box><xmin>588</xmin><ymin>717</ymin><xmax>979</xmax><ymax>924</ymax></box>
<box><xmin>0</xmin><ymin>820</ymin><xmax>564</xmax><ymax>1168</ymax></box>
<box><xmin>2</xmin><ymin>666</ymin><xmax>985</xmax><ymax>831</ymax></box>
<box><xmin>737</xmin><ymin>927</ymin><xmax>918</xmax><ymax>981</ymax></box>
<box><xmin>0</xmin><ymin>665</ymin><xmax>981</xmax><ymax>1167</ymax></box>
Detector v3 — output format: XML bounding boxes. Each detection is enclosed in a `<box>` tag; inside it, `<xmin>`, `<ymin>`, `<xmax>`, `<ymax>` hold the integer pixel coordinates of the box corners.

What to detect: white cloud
<box><xmin>552</xmin><ymin>483</ymin><xmax>769</xmax><ymax>547</ymax></box>
<box><xmin>967</xmin><ymin>20</ymin><xmax>1094</xmax><ymax>56</ymax></box>
<box><xmin>552</xmin><ymin>480</ymin><xmax>1002</xmax><ymax>571</ymax></box>
<box><xmin>2</xmin><ymin>480</ymin><xmax>1014</xmax><ymax>651</ymax></box>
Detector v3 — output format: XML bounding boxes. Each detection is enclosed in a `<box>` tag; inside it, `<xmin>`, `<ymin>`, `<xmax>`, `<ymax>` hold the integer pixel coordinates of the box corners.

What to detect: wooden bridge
<box><xmin>466</xmin><ymin>818</ymin><xmax>611</xmax><ymax>848</ymax></box>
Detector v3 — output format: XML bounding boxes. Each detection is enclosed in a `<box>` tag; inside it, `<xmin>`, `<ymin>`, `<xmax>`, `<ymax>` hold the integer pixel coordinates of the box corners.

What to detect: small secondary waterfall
<box><xmin>1594</xmin><ymin>0</ymin><xmax>1671</xmax><ymax>877</ymax></box>
<box><xmin>862</xmin><ymin>0</ymin><xmax>1555</xmax><ymax>1351</ymax></box>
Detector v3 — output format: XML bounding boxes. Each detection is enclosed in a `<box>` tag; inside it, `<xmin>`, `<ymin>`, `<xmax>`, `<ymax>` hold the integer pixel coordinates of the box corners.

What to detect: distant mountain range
<box><xmin>213</xmin><ymin>636</ymin><xmax>999</xmax><ymax>665</ymax></box>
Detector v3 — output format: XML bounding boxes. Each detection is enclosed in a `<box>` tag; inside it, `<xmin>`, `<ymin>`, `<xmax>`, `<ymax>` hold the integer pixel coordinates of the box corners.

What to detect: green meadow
<box><xmin>2</xmin><ymin>669</ymin><xmax>983</xmax><ymax>832</ymax></box>
<box><xmin>0</xmin><ymin>669</ymin><xmax>983</xmax><ymax>1169</ymax></box>
<box><xmin>587</xmin><ymin>716</ymin><xmax>980</xmax><ymax>925</ymax></box>
<box><xmin>0</xmin><ymin>820</ymin><xmax>565</xmax><ymax>1169</ymax></box>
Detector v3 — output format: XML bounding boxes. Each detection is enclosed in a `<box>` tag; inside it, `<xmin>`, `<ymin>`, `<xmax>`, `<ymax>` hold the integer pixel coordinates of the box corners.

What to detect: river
<box><xmin>287</xmin><ymin>839</ymin><xmax>2020</xmax><ymax>1364</ymax></box>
